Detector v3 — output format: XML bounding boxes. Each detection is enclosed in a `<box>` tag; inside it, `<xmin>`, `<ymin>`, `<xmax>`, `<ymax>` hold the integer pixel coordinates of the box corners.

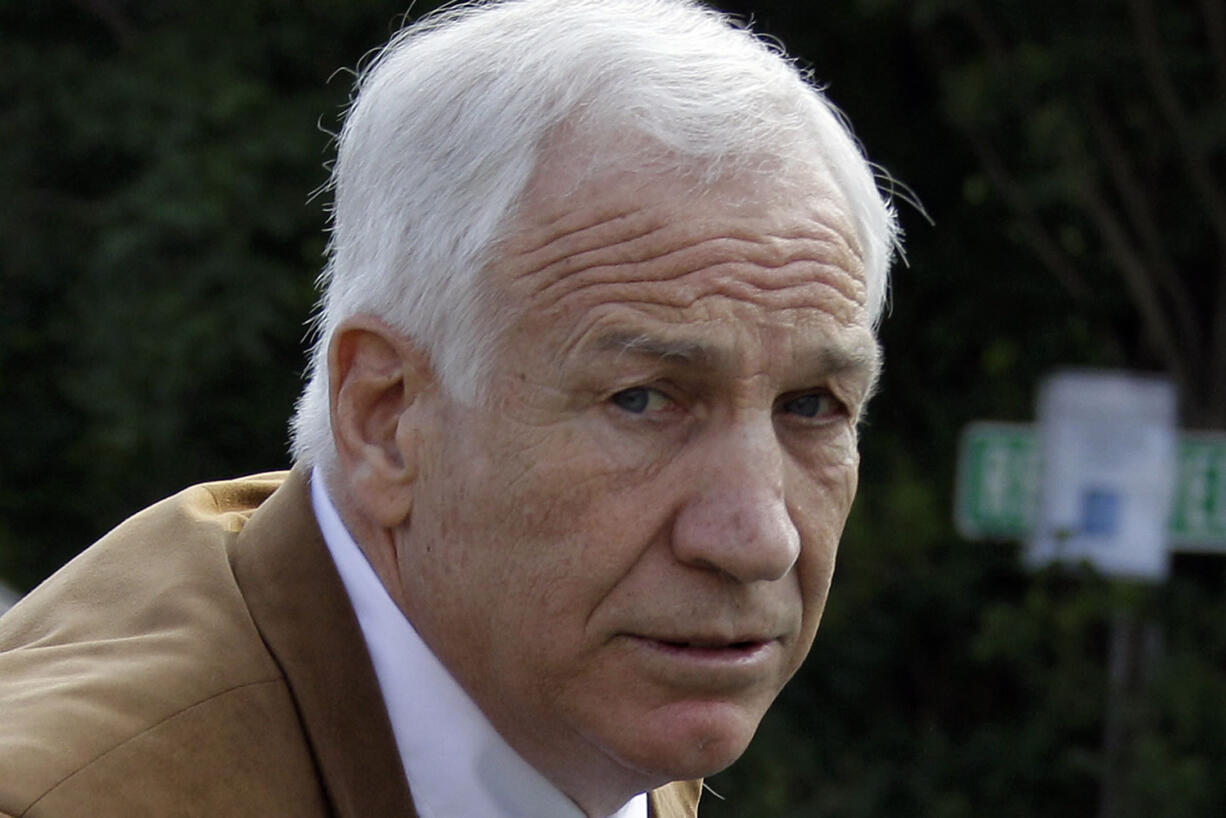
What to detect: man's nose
<box><xmin>670</xmin><ymin>419</ymin><xmax>801</xmax><ymax>583</ymax></box>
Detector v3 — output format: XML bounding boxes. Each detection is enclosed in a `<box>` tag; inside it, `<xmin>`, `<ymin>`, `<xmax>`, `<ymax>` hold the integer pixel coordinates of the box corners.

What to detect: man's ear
<box><xmin>328</xmin><ymin>316</ymin><xmax>434</xmax><ymax>529</ymax></box>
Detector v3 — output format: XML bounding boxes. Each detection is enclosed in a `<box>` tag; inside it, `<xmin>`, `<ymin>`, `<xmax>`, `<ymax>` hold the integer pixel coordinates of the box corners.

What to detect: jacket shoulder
<box><xmin>0</xmin><ymin>474</ymin><xmax>328</xmax><ymax>816</ymax></box>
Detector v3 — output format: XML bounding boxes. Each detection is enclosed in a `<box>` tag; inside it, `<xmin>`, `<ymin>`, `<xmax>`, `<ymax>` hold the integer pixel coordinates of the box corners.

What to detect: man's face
<box><xmin>394</xmin><ymin>156</ymin><xmax>879</xmax><ymax>800</ymax></box>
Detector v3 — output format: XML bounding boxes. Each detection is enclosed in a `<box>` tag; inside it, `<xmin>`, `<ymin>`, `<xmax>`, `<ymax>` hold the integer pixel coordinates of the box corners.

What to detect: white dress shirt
<box><xmin>311</xmin><ymin>469</ymin><xmax>647</xmax><ymax>818</ymax></box>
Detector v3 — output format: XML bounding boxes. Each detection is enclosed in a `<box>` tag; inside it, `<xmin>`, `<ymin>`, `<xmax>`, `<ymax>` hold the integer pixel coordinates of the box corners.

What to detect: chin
<box><xmin>615</xmin><ymin>699</ymin><xmax>764</xmax><ymax>782</ymax></box>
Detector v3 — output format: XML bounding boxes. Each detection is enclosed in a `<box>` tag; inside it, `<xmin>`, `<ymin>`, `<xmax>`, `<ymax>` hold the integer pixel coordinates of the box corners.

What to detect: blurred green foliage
<box><xmin>2</xmin><ymin>0</ymin><xmax>1224</xmax><ymax>815</ymax></box>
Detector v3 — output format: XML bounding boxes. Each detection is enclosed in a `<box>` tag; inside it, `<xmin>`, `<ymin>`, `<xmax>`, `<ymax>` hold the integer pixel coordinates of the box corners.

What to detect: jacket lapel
<box><xmin>232</xmin><ymin>468</ymin><xmax>418</xmax><ymax>817</ymax></box>
<box><xmin>648</xmin><ymin>779</ymin><xmax>703</xmax><ymax>818</ymax></box>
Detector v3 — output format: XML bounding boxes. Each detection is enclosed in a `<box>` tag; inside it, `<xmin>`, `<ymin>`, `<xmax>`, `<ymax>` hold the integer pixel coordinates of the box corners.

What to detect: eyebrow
<box><xmin>593</xmin><ymin>331</ymin><xmax>725</xmax><ymax>367</ymax></box>
<box><xmin>818</xmin><ymin>341</ymin><xmax>881</xmax><ymax>379</ymax></box>
<box><xmin>590</xmin><ymin>328</ymin><xmax>881</xmax><ymax>382</ymax></box>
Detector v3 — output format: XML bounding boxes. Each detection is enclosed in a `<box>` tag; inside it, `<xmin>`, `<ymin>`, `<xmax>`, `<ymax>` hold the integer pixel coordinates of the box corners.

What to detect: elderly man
<box><xmin>0</xmin><ymin>0</ymin><xmax>897</xmax><ymax>815</ymax></box>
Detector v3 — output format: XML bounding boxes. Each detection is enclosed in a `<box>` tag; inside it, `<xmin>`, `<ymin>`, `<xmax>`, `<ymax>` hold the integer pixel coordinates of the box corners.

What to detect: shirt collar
<box><xmin>310</xmin><ymin>468</ymin><xmax>647</xmax><ymax>818</ymax></box>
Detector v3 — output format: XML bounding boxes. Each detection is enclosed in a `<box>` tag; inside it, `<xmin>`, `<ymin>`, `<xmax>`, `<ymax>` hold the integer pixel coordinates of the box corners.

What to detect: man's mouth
<box><xmin>620</xmin><ymin>632</ymin><xmax>787</xmax><ymax>691</ymax></box>
<box><xmin>630</xmin><ymin>634</ymin><xmax>779</xmax><ymax>664</ymax></box>
<box><xmin>653</xmin><ymin>638</ymin><xmax>769</xmax><ymax>651</ymax></box>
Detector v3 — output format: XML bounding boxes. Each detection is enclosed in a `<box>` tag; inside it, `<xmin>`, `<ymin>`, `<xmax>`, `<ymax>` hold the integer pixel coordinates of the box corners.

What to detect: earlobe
<box><xmin>328</xmin><ymin>316</ymin><xmax>433</xmax><ymax>528</ymax></box>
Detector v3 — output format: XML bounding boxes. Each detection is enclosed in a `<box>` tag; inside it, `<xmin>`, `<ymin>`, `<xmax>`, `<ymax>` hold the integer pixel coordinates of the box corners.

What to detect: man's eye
<box><xmin>610</xmin><ymin>387</ymin><xmax>671</xmax><ymax>414</ymax></box>
<box><xmin>780</xmin><ymin>391</ymin><xmax>843</xmax><ymax>420</ymax></box>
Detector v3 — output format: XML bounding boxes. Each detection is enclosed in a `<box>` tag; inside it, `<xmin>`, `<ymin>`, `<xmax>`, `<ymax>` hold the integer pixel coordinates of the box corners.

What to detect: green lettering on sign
<box><xmin>1169</xmin><ymin>433</ymin><xmax>1226</xmax><ymax>546</ymax></box>
<box><xmin>954</xmin><ymin>422</ymin><xmax>1039</xmax><ymax>540</ymax></box>
<box><xmin>954</xmin><ymin>424</ymin><xmax>1226</xmax><ymax>549</ymax></box>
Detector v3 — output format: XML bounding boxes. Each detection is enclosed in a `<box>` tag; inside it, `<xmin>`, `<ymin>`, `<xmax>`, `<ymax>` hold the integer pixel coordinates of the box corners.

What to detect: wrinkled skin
<box><xmin>341</xmin><ymin>154</ymin><xmax>880</xmax><ymax>817</ymax></box>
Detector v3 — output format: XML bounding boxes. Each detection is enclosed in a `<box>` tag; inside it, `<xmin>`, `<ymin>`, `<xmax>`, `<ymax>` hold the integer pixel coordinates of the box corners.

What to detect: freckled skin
<box><xmin>393</xmin><ymin>161</ymin><xmax>879</xmax><ymax>816</ymax></box>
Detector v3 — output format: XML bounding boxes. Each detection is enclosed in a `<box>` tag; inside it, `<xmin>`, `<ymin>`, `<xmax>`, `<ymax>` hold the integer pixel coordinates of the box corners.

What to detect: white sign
<box><xmin>1028</xmin><ymin>370</ymin><xmax>1177</xmax><ymax>581</ymax></box>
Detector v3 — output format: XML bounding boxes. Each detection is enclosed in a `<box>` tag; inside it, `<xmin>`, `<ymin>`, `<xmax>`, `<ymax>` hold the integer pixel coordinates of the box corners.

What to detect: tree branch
<box><xmin>1128</xmin><ymin>0</ymin><xmax>1226</xmax><ymax>424</ymax></box>
<box><xmin>1128</xmin><ymin>0</ymin><xmax>1226</xmax><ymax>251</ymax></box>
<box><xmin>68</xmin><ymin>0</ymin><xmax>134</xmax><ymax>46</ymax></box>
<box><xmin>1075</xmin><ymin>177</ymin><xmax>1193</xmax><ymax>411</ymax></box>
<box><xmin>1208</xmin><ymin>261</ymin><xmax>1226</xmax><ymax>426</ymax></box>
<box><xmin>1197</xmin><ymin>0</ymin><xmax>1226</xmax><ymax>105</ymax></box>
<box><xmin>1083</xmin><ymin>93</ymin><xmax>1202</xmax><ymax>368</ymax></box>
<box><xmin>912</xmin><ymin>6</ymin><xmax>1094</xmax><ymax>302</ymax></box>
<box><xmin>964</xmin><ymin>129</ymin><xmax>1093</xmax><ymax>303</ymax></box>
<box><xmin>963</xmin><ymin>0</ymin><xmax>1012</xmax><ymax>74</ymax></box>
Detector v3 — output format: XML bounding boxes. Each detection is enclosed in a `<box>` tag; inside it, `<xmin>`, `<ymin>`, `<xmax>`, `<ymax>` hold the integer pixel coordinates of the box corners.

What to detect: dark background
<box><xmin>3</xmin><ymin>1</ymin><xmax>1224</xmax><ymax>814</ymax></box>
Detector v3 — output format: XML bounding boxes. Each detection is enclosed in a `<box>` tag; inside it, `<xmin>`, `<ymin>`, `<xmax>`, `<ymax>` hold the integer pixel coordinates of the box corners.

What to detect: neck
<box><xmin>321</xmin><ymin>472</ymin><xmax>410</xmax><ymax>614</ymax></box>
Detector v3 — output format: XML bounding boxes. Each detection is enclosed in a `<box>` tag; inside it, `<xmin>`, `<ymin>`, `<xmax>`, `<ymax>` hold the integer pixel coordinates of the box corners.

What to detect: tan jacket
<box><xmin>0</xmin><ymin>470</ymin><xmax>701</xmax><ymax>817</ymax></box>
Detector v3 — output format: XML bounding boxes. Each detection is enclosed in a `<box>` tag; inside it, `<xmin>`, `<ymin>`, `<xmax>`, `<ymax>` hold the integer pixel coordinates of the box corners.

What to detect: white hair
<box><xmin>290</xmin><ymin>0</ymin><xmax>900</xmax><ymax>467</ymax></box>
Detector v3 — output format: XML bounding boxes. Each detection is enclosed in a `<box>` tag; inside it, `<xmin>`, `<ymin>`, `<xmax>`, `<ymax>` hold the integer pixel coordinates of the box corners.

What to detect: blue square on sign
<box><xmin>1081</xmin><ymin>488</ymin><xmax>1121</xmax><ymax>536</ymax></box>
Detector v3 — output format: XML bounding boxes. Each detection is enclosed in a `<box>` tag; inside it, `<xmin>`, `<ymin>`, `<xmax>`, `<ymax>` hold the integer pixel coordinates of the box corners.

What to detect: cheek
<box><xmin>793</xmin><ymin>436</ymin><xmax>860</xmax><ymax>530</ymax></box>
<box><xmin>792</xmin><ymin>457</ymin><xmax>859</xmax><ymax>606</ymax></box>
<box><xmin>447</xmin><ymin>431</ymin><xmax>650</xmax><ymax>619</ymax></box>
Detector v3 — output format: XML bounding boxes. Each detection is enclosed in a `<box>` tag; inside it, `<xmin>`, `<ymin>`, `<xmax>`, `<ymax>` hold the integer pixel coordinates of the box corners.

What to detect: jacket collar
<box><xmin>232</xmin><ymin>467</ymin><xmax>418</xmax><ymax>817</ymax></box>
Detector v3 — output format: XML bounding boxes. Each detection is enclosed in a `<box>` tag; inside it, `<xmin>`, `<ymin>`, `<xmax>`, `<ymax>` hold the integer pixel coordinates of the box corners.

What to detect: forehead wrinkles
<box><xmin>494</xmin><ymin>192</ymin><xmax>867</xmax><ymax>319</ymax></box>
